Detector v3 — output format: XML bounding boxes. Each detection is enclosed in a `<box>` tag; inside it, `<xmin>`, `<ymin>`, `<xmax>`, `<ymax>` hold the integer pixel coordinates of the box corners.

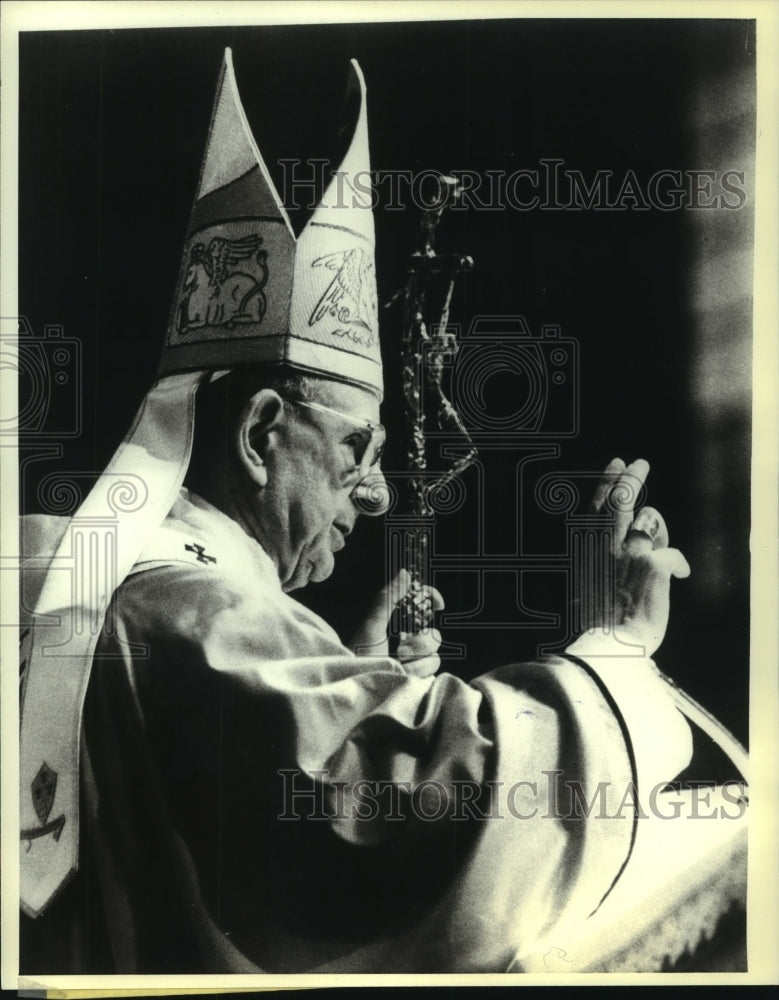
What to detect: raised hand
<box><xmin>575</xmin><ymin>457</ymin><xmax>690</xmax><ymax>657</ymax></box>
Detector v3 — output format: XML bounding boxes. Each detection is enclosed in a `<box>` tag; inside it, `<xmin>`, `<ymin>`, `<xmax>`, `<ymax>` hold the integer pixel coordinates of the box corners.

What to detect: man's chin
<box><xmin>284</xmin><ymin>554</ymin><xmax>334</xmax><ymax>591</ymax></box>
<box><xmin>308</xmin><ymin>553</ymin><xmax>335</xmax><ymax>584</ymax></box>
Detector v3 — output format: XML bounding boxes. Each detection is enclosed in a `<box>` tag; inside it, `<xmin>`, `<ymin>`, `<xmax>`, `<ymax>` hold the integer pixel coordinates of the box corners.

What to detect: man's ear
<box><xmin>236</xmin><ymin>389</ymin><xmax>284</xmax><ymax>488</ymax></box>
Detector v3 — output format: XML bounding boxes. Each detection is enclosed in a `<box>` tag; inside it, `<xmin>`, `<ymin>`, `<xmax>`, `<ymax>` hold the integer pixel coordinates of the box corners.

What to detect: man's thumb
<box><xmin>387</xmin><ymin>568</ymin><xmax>412</xmax><ymax>608</ymax></box>
<box><xmin>652</xmin><ymin>547</ymin><xmax>691</xmax><ymax>580</ymax></box>
<box><xmin>369</xmin><ymin>568</ymin><xmax>411</xmax><ymax>626</ymax></box>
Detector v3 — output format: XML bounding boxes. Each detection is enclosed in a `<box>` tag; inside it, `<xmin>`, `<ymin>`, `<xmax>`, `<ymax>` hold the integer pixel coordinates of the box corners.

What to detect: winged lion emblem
<box><xmin>177</xmin><ymin>233</ymin><xmax>269</xmax><ymax>334</ymax></box>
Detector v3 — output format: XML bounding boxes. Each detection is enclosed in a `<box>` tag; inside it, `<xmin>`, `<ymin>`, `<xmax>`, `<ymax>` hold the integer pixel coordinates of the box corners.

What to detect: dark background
<box><xmin>18</xmin><ymin>18</ymin><xmax>753</xmax><ymax>743</ymax></box>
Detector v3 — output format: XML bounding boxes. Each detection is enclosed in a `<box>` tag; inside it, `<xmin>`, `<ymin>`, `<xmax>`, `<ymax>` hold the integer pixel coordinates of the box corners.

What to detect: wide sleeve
<box><xmin>95</xmin><ymin>562</ymin><xmax>692</xmax><ymax>972</ymax></box>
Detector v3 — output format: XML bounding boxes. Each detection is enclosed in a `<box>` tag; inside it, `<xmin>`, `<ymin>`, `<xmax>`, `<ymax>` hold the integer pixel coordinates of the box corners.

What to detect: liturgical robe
<box><xmin>20</xmin><ymin>488</ymin><xmax>707</xmax><ymax>974</ymax></box>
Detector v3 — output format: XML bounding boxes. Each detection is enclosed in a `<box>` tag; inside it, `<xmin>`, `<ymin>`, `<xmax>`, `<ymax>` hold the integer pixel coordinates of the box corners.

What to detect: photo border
<box><xmin>2</xmin><ymin>0</ymin><xmax>777</xmax><ymax>991</ymax></box>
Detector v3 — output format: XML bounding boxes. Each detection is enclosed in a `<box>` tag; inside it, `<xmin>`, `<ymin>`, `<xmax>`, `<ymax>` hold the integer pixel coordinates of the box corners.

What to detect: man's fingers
<box><xmin>629</xmin><ymin>506</ymin><xmax>669</xmax><ymax>550</ymax></box>
<box><xmin>392</xmin><ymin>568</ymin><xmax>412</xmax><ymax>604</ymax></box>
<box><xmin>380</xmin><ymin>568</ymin><xmax>411</xmax><ymax>616</ymax></box>
<box><xmin>611</xmin><ymin>458</ymin><xmax>650</xmax><ymax>551</ymax></box>
<box><xmin>397</xmin><ymin>628</ymin><xmax>442</xmax><ymax>675</ymax></box>
<box><xmin>590</xmin><ymin>457</ymin><xmax>626</xmax><ymax>513</ymax></box>
<box><xmin>352</xmin><ymin>571</ymin><xmax>440</xmax><ymax>657</ymax></box>
<box><xmin>623</xmin><ymin>506</ymin><xmax>669</xmax><ymax>557</ymax></box>
<box><xmin>397</xmin><ymin>628</ymin><xmax>442</xmax><ymax>661</ymax></box>
<box><xmin>621</xmin><ymin>546</ymin><xmax>691</xmax><ymax>595</ymax></box>
<box><xmin>360</xmin><ymin>570</ymin><xmax>411</xmax><ymax>642</ymax></box>
<box><xmin>385</xmin><ymin>575</ymin><xmax>443</xmax><ymax>614</ymax></box>
<box><xmin>424</xmin><ymin>586</ymin><xmax>445</xmax><ymax>613</ymax></box>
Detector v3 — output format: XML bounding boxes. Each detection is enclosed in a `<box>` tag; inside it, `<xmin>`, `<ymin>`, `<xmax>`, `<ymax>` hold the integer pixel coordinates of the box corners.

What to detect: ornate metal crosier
<box><xmin>386</xmin><ymin>176</ymin><xmax>476</xmax><ymax>637</ymax></box>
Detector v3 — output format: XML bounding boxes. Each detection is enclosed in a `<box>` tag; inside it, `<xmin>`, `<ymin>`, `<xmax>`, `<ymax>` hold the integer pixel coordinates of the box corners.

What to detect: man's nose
<box><xmin>350</xmin><ymin>469</ymin><xmax>390</xmax><ymax>517</ymax></box>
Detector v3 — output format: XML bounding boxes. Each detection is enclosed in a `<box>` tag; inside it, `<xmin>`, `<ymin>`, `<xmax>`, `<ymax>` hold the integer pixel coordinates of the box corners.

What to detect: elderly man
<box><xmin>19</xmin><ymin>51</ymin><xmax>743</xmax><ymax>975</ymax></box>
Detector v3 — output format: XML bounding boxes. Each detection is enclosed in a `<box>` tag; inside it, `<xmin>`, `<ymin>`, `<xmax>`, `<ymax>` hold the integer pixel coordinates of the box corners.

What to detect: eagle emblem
<box><xmin>177</xmin><ymin>234</ymin><xmax>269</xmax><ymax>334</ymax></box>
<box><xmin>309</xmin><ymin>248</ymin><xmax>377</xmax><ymax>346</ymax></box>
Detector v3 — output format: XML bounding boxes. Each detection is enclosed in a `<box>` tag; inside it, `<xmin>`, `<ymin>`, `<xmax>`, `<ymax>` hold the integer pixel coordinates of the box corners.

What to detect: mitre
<box><xmin>159</xmin><ymin>49</ymin><xmax>382</xmax><ymax>399</ymax></box>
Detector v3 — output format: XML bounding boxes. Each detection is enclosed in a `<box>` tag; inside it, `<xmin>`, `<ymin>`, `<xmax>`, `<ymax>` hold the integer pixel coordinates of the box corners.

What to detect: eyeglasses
<box><xmin>285</xmin><ymin>398</ymin><xmax>388</xmax><ymax>508</ymax></box>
